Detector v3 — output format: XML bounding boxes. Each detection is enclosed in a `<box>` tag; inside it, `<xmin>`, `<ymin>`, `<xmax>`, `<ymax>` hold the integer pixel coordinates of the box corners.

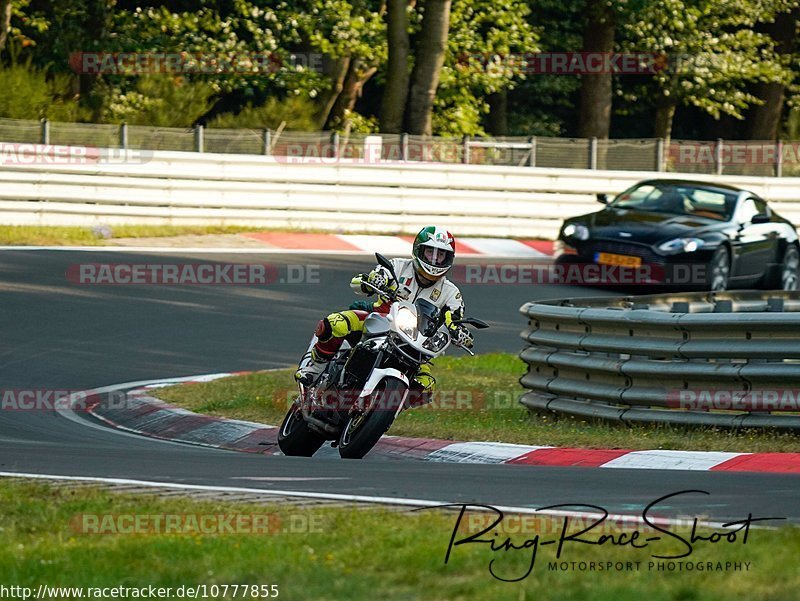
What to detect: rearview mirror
<box><xmin>596</xmin><ymin>193</ymin><xmax>609</xmax><ymax>204</ymax></box>
<box><xmin>375</xmin><ymin>252</ymin><xmax>397</xmax><ymax>281</ymax></box>
<box><xmin>453</xmin><ymin>317</ymin><xmax>490</xmax><ymax>329</ymax></box>
<box><xmin>751</xmin><ymin>213</ymin><xmax>770</xmax><ymax>224</ymax></box>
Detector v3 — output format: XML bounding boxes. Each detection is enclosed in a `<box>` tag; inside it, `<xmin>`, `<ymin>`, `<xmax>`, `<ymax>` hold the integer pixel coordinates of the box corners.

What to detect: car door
<box><xmin>730</xmin><ymin>196</ymin><xmax>777</xmax><ymax>279</ymax></box>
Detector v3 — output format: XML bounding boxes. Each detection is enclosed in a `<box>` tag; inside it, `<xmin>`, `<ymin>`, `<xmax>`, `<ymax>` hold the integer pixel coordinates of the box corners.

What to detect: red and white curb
<box><xmin>0</xmin><ymin>233</ymin><xmax>555</xmax><ymax>257</ymax></box>
<box><xmin>240</xmin><ymin>232</ymin><xmax>554</xmax><ymax>257</ymax></box>
<box><xmin>66</xmin><ymin>373</ymin><xmax>800</xmax><ymax>474</ymax></box>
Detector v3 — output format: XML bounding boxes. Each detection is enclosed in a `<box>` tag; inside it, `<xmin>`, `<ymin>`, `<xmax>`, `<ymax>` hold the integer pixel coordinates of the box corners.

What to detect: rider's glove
<box><xmin>444</xmin><ymin>309</ymin><xmax>473</xmax><ymax>349</ymax></box>
<box><xmin>451</xmin><ymin>325</ymin><xmax>474</xmax><ymax>349</ymax></box>
<box><xmin>366</xmin><ymin>267</ymin><xmax>397</xmax><ymax>295</ymax></box>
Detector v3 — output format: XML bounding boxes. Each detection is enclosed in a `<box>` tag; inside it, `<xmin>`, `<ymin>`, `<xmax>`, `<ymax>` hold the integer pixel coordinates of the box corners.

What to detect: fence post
<box><xmin>589</xmin><ymin>137</ymin><xmax>598</xmax><ymax>170</ymax></box>
<box><xmin>401</xmin><ymin>133</ymin><xmax>409</xmax><ymax>161</ymax></box>
<box><xmin>194</xmin><ymin>124</ymin><xmax>204</xmax><ymax>153</ymax></box>
<box><xmin>263</xmin><ymin>129</ymin><xmax>272</xmax><ymax>156</ymax></box>
<box><xmin>119</xmin><ymin>123</ymin><xmax>128</xmax><ymax>150</ymax></box>
<box><xmin>40</xmin><ymin>118</ymin><xmax>50</xmax><ymax>145</ymax></box>
<box><xmin>776</xmin><ymin>140</ymin><xmax>783</xmax><ymax>177</ymax></box>
<box><xmin>330</xmin><ymin>131</ymin><xmax>340</xmax><ymax>159</ymax></box>
<box><xmin>656</xmin><ymin>138</ymin><xmax>665</xmax><ymax>172</ymax></box>
<box><xmin>714</xmin><ymin>138</ymin><xmax>723</xmax><ymax>175</ymax></box>
<box><xmin>462</xmin><ymin>135</ymin><xmax>471</xmax><ymax>164</ymax></box>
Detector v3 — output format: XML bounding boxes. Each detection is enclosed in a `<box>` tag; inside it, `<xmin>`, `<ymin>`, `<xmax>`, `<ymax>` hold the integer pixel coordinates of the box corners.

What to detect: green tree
<box><xmin>622</xmin><ymin>0</ymin><xmax>793</xmax><ymax>140</ymax></box>
<box><xmin>427</xmin><ymin>0</ymin><xmax>537</xmax><ymax>135</ymax></box>
<box><xmin>746</xmin><ymin>7</ymin><xmax>799</xmax><ymax>140</ymax></box>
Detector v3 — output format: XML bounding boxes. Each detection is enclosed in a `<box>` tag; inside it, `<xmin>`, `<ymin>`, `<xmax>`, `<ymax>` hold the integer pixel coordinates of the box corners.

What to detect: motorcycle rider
<box><xmin>294</xmin><ymin>226</ymin><xmax>474</xmax><ymax>400</ymax></box>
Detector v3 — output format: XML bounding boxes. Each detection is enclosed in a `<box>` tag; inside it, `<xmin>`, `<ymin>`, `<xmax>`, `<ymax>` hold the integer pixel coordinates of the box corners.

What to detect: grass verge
<box><xmin>156</xmin><ymin>353</ymin><xmax>800</xmax><ymax>453</ymax></box>
<box><xmin>0</xmin><ymin>225</ymin><xmax>269</xmax><ymax>245</ymax></box>
<box><xmin>1</xmin><ymin>479</ymin><xmax>797</xmax><ymax>601</ymax></box>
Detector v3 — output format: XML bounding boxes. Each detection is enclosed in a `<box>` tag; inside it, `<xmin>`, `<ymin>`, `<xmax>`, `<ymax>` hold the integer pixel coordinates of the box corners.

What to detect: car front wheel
<box><xmin>706</xmin><ymin>246</ymin><xmax>730</xmax><ymax>292</ymax></box>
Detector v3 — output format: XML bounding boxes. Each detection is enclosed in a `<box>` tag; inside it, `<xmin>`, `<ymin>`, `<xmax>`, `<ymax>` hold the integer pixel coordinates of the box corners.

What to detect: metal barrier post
<box><xmin>462</xmin><ymin>135</ymin><xmax>471</xmax><ymax>164</ymax></box>
<box><xmin>714</xmin><ymin>138</ymin><xmax>723</xmax><ymax>175</ymax></box>
<box><xmin>528</xmin><ymin>136</ymin><xmax>536</xmax><ymax>167</ymax></box>
<box><xmin>119</xmin><ymin>123</ymin><xmax>128</xmax><ymax>150</ymax></box>
<box><xmin>40</xmin><ymin>119</ymin><xmax>49</xmax><ymax>145</ymax></box>
<box><xmin>589</xmin><ymin>137</ymin><xmax>598</xmax><ymax>170</ymax></box>
<box><xmin>656</xmin><ymin>138</ymin><xmax>665</xmax><ymax>171</ymax></box>
<box><xmin>401</xmin><ymin>133</ymin><xmax>409</xmax><ymax>161</ymax></box>
<box><xmin>263</xmin><ymin>129</ymin><xmax>272</xmax><ymax>156</ymax></box>
<box><xmin>194</xmin><ymin>125</ymin><xmax>204</xmax><ymax>153</ymax></box>
<box><xmin>330</xmin><ymin>131</ymin><xmax>340</xmax><ymax>159</ymax></box>
<box><xmin>776</xmin><ymin>140</ymin><xmax>783</xmax><ymax>177</ymax></box>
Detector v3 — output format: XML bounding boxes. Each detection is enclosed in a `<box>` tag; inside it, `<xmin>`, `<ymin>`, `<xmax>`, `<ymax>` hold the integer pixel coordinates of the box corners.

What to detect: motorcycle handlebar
<box><xmin>360</xmin><ymin>280</ymin><xmax>398</xmax><ymax>302</ymax></box>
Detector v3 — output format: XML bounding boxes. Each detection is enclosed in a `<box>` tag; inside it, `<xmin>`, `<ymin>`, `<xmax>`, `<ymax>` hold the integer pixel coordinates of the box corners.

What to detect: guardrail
<box><xmin>519</xmin><ymin>291</ymin><xmax>800</xmax><ymax>430</ymax></box>
<box><xmin>4</xmin><ymin>146</ymin><xmax>800</xmax><ymax>237</ymax></box>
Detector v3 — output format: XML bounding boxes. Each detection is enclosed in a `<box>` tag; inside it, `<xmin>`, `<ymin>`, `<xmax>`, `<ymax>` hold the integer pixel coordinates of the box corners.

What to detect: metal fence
<box><xmin>519</xmin><ymin>291</ymin><xmax>800</xmax><ymax>430</ymax></box>
<box><xmin>0</xmin><ymin>117</ymin><xmax>797</xmax><ymax>176</ymax></box>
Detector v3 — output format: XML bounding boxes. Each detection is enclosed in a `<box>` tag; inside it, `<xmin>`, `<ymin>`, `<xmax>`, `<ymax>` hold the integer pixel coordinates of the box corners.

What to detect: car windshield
<box><xmin>610</xmin><ymin>182</ymin><xmax>737</xmax><ymax>221</ymax></box>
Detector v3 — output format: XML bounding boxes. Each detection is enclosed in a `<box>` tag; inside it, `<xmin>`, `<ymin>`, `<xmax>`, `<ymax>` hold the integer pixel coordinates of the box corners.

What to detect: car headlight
<box><xmin>395</xmin><ymin>307</ymin><xmax>418</xmax><ymax>340</ymax></box>
<box><xmin>657</xmin><ymin>237</ymin><xmax>705</xmax><ymax>254</ymax></box>
<box><xmin>563</xmin><ymin>223</ymin><xmax>590</xmax><ymax>241</ymax></box>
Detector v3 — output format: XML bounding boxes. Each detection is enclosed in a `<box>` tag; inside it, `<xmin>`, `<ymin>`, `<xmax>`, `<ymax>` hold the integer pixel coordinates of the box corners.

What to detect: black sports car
<box><xmin>554</xmin><ymin>179</ymin><xmax>800</xmax><ymax>291</ymax></box>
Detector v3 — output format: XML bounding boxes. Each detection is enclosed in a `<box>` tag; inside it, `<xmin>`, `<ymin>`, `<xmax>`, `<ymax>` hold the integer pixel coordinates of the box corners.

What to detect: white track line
<box><xmin>0</xmin><ymin>471</ymin><xmax>728</xmax><ymax>528</ymax></box>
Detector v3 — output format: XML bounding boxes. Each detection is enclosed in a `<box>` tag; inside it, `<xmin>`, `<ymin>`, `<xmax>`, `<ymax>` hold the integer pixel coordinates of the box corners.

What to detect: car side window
<box><xmin>737</xmin><ymin>197</ymin><xmax>761</xmax><ymax>223</ymax></box>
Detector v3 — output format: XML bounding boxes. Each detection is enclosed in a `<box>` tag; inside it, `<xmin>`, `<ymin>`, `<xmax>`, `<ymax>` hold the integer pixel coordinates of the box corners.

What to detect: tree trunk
<box><xmin>486</xmin><ymin>91</ymin><xmax>508</xmax><ymax>136</ymax></box>
<box><xmin>406</xmin><ymin>0</ymin><xmax>452</xmax><ymax>135</ymax></box>
<box><xmin>747</xmin><ymin>9</ymin><xmax>798</xmax><ymax>140</ymax></box>
<box><xmin>578</xmin><ymin>0</ymin><xmax>615</xmax><ymax>139</ymax></box>
<box><xmin>0</xmin><ymin>0</ymin><xmax>11</xmax><ymax>53</ymax></box>
<box><xmin>317</xmin><ymin>56</ymin><xmax>351</xmax><ymax>129</ymax></box>
<box><xmin>380</xmin><ymin>0</ymin><xmax>410</xmax><ymax>133</ymax></box>
<box><xmin>79</xmin><ymin>0</ymin><xmax>115</xmax><ymax>120</ymax></box>
<box><xmin>325</xmin><ymin>57</ymin><xmax>379</xmax><ymax>129</ymax></box>
<box><xmin>654</xmin><ymin>102</ymin><xmax>676</xmax><ymax>141</ymax></box>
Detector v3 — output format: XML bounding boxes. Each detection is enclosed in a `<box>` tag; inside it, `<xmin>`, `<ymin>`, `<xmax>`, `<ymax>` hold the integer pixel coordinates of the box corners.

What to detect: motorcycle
<box><xmin>278</xmin><ymin>252</ymin><xmax>489</xmax><ymax>459</ymax></box>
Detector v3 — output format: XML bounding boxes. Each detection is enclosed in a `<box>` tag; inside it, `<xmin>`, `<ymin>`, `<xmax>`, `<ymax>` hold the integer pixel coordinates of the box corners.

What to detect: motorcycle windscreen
<box><xmin>415</xmin><ymin>298</ymin><xmax>441</xmax><ymax>337</ymax></box>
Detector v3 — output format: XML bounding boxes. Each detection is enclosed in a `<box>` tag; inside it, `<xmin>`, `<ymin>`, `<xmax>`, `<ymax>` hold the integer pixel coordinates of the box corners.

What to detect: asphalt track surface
<box><xmin>1</xmin><ymin>249</ymin><xmax>798</xmax><ymax>525</ymax></box>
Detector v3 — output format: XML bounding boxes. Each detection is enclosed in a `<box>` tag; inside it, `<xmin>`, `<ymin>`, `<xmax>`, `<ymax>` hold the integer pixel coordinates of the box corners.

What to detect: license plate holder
<box><xmin>594</xmin><ymin>252</ymin><xmax>642</xmax><ymax>267</ymax></box>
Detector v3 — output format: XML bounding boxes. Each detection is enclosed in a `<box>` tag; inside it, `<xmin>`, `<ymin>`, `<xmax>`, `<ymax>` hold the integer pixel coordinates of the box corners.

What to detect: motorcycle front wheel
<box><xmin>277</xmin><ymin>400</ymin><xmax>326</xmax><ymax>457</ymax></box>
<box><xmin>338</xmin><ymin>378</ymin><xmax>407</xmax><ymax>459</ymax></box>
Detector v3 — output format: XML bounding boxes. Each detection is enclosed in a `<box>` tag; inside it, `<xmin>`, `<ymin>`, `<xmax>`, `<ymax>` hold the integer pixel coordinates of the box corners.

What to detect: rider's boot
<box><xmin>294</xmin><ymin>348</ymin><xmax>330</xmax><ymax>385</ymax></box>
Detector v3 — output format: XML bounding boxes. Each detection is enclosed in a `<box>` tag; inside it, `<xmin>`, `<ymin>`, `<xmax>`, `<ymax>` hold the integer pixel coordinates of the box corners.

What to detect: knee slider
<box><xmin>326</xmin><ymin>312</ymin><xmax>353</xmax><ymax>339</ymax></box>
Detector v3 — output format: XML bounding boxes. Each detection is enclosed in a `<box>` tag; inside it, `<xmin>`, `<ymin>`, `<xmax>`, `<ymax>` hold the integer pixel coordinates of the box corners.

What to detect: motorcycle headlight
<box><xmin>563</xmin><ymin>223</ymin><xmax>590</xmax><ymax>241</ymax></box>
<box><xmin>395</xmin><ymin>307</ymin><xmax>418</xmax><ymax>340</ymax></box>
<box><xmin>657</xmin><ymin>237</ymin><xmax>705</xmax><ymax>254</ymax></box>
<box><xmin>422</xmin><ymin>330</ymin><xmax>449</xmax><ymax>352</ymax></box>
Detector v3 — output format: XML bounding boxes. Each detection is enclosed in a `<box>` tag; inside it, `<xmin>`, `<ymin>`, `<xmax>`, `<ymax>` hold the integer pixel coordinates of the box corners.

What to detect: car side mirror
<box><xmin>751</xmin><ymin>213</ymin><xmax>770</xmax><ymax>224</ymax></box>
<box><xmin>596</xmin><ymin>193</ymin><xmax>609</xmax><ymax>204</ymax></box>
